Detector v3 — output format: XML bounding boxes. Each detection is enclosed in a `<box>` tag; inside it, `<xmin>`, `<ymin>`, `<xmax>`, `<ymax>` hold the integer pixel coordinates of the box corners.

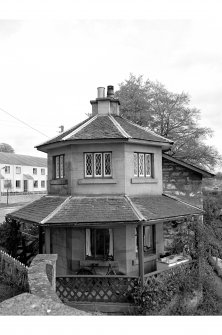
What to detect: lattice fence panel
<box><xmin>144</xmin><ymin>260</ymin><xmax>198</xmax><ymax>286</ymax></box>
<box><xmin>56</xmin><ymin>276</ymin><xmax>139</xmax><ymax>303</ymax></box>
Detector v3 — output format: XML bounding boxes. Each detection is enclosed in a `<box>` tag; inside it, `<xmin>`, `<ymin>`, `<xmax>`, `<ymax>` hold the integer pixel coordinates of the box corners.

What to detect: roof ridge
<box><xmin>36</xmin><ymin>115</ymin><xmax>95</xmax><ymax>147</ymax></box>
<box><xmin>40</xmin><ymin>196</ymin><xmax>72</xmax><ymax>224</ymax></box>
<box><xmin>62</xmin><ymin>115</ymin><xmax>98</xmax><ymax>140</ymax></box>
<box><xmin>119</xmin><ymin>115</ymin><xmax>173</xmax><ymax>143</ymax></box>
<box><xmin>163</xmin><ymin>193</ymin><xmax>203</xmax><ymax>212</ymax></box>
<box><xmin>125</xmin><ymin>195</ymin><xmax>146</xmax><ymax>221</ymax></box>
<box><xmin>108</xmin><ymin>115</ymin><xmax>131</xmax><ymax>138</ymax></box>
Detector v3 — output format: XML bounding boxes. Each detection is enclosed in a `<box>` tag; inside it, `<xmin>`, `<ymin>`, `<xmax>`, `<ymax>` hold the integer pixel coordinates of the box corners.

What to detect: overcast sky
<box><xmin>0</xmin><ymin>3</ymin><xmax>222</xmax><ymax>171</ymax></box>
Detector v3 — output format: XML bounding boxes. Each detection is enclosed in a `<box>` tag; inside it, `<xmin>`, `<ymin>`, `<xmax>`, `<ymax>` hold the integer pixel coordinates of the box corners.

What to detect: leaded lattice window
<box><xmin>60</xmin><ymin>155</ymin><xmax>64</xmax><ymax>178</ymax></box>
<box><xmin>54</xmin><ymin>154</ymin><xmax>65</xmax><ymax>179</ymax></box>
<box><xmin>145</xmin><ymin>154</ymin><xmax>151</xmax><ymax>177</ymax></box>
<box><xmin>55</xmin><ymin>156</ymin><xmax>60</xmax><ymax>179</ymax></box>
<box><xmin>134</xmin><ymin>153</ymin><xmax>153</xmax><ymax>178</ymax></box>
<box><xmin>134</xmin><ymin>153</ymin><xmax>138</xmax><ymax>176</ymax></box>
<box><xmin>104</xmin><ymin>153</ymin><xmax>111</xmax><ymax>176</ymax></box>
<box><xmin>85</xmin><ymin>153</ymin><xmax>93</xmax><ymax>177</ymax></box>
<box><xmin>139</xmin><ymin>153</ymin><xmax>144</xmax><ymax>176</ymax></box>
<box><xmin>84</xmin><ymin>152</ymin><xmax>112</xmax><ymax>178</ymax></box>
<box><xmin>94</xmin><ymin>153</ymin><xmax>102</xmax><ymax>177</ymax></box>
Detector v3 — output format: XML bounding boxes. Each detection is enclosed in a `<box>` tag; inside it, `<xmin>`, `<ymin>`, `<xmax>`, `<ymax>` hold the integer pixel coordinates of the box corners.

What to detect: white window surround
<box><xmin>84</xmin><ymin>152</ymin><xmax>112</xmax><ymax>178</ymax></box>
<box><xmin>134</xmin><ymin>152</ymin><xmax>153</xmax><ymax>179</ymax></box>
<box><xmin>16</xmin><ymin>167</ymin><xmax>21</xmax><ymax>174</ymax></box>
<box><xmin>54</xmin><ymin>154</ymin><xmax>65</xmax><ymax>179</ymax></box>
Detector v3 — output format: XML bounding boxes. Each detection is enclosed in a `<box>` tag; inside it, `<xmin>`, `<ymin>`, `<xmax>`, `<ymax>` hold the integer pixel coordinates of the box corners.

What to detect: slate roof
<box><xmin>0</xmin><ymin>152</ymin><xmax>47</xmax><ymax>167</ymax></box>
<box><xmin>37</xmin><ymin>114</ymin><xmax>173</xmax><ymax>148</ymax></box>
<box><xmin>8</xmin><ymin>196</ymin><xmax>68</xmax><ymax>223</ymax></box>
<box><xmin>7</xmin><ymin>194</ymin><xmax>202</xmax><ymax>225</ymax></box>
<box><xmin>130</xmin><ymin>195</ymin><xmax>202</xmax><ymax>221</ymax></box>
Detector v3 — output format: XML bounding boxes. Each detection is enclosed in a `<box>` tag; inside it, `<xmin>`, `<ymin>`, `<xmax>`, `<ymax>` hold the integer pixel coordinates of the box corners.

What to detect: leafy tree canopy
<box><xmin>0</xmin><ymin>143</ymin><xmax>14</xmax><ymax>153</ymax></box>
<box><xmin>115</xmin><ymin>74</ymin><xmax>222</xmax><ymax>170</ymax></box>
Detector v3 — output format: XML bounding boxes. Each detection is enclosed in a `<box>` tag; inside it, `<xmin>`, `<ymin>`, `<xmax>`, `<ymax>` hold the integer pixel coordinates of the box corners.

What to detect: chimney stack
<box><xmin>90</xmin><ymin>85</ymin><xmax>120</xmax><ymax>116</ymax></box>
<box><xmin>97</xmin><ymin>87</ymin><xmax>105</xmax><ymax>98</ymax></box>
<box><xmin>107</xmin><ymin>85</ymin><xmax>114</xmax><ymax>98</ymax></box>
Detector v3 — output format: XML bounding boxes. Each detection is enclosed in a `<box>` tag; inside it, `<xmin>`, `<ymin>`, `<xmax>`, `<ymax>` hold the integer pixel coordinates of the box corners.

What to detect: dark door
<box><xmin>24</xmin><ymin>180</ymin><xmax>28</xmax><ymax>192</ymax></box>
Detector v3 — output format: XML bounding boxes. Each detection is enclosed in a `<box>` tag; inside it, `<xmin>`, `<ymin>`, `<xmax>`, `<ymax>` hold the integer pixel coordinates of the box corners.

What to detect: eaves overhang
<box><xmin>36</xmin><ymin>138</ymin><xmax>173</xmax><ymax>153</ymax></box>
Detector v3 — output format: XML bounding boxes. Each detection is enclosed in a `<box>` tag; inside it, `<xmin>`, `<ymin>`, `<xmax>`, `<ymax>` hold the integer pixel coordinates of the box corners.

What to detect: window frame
<box><xmin>54</xmin><ymin>154</ymin><xmax>65</xmax><ymax>179</ymax></box>
<box><xmin>84</xmin><ymin>152</ymin><xmax>112</xmax><ymax>178</ymax></box>
<box><xmin>33</xmin><ymin>180</ymin><xmax>38</xmax><ymax>188</ymax></box>
<box><xmin>5</xmin><ymin>166</ymin><xmax>10</xmax><ymax>174</ymax></box>
<box><xmin>41</xmin><ymin>168</ymin><xmax>45</xmax><ymax>175</ymax></box>
<box><xmin>33</xmin><ymin>168</ymin><xmax>37</xmax><ymax>175</ymax></box>
<box><xmin>85</xmin><ymin>228</ymin><xmax>114</xmax><ymax>261</ymax></box>
<box><xmin>41</xmin><ymin>180</ymin><xmax>46</xmax><ymax>188</ymax></box>
<box><xmin>16</xmin><ymin>180</ymin><xmax>21</xmax><ymax>188</ymax></box>
<box><xmin>133</xmin><ymin>152</ymin><xmax>153</xmax><ymax>178</ymax></box>
<box><xmin>16</xmin><ymin>166</ymin><xmax>21</xmax><ymax>174</ymax></box>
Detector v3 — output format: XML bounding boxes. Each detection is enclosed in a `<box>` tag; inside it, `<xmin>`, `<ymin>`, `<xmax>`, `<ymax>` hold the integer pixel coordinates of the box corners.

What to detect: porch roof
<box><xmin>7</xmin><ymin>194</ymin><xmax>203</xmax><ymax>225</ymax></box>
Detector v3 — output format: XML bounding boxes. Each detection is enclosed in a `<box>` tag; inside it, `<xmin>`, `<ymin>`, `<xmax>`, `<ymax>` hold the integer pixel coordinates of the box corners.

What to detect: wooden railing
<box><xmin>56</xmin><ymin>275</ymin><xmax>138</xmax><ymax>303</ymax></box>
<box><xmin>56</xmin><ymin>261</ymin><xmax>197</xmax><ymax>304</ymax></box>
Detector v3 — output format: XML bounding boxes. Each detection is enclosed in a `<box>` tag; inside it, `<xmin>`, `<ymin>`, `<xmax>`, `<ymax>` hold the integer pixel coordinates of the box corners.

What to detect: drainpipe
<box><xmin>138</xmin><ymin>223</ymin><xmax>144</xmax><ymax>286</ymax></box>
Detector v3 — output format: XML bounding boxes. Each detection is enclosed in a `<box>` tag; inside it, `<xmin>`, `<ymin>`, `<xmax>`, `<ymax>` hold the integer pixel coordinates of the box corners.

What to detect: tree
<box><xmin>115</xmin><ymin>74</ymin><xmax>222</xmax><ymax>170</ymax></box>
<box><xmin>0</xmin><ymin>143</ymin><xmax>14</xmax><ymax>153</ymax></box>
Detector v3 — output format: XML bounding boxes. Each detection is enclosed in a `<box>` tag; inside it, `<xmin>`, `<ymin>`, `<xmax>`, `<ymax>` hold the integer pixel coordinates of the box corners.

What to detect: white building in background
<box><xmin>0</xmin><ymin>152</ymin><xmax>47</xmax><ymax>194</ymax></box>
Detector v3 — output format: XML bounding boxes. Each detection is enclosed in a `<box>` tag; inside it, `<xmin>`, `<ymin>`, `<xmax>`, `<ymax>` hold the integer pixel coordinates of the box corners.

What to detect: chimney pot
<box><xmin>107</xmin><ymin>85</ymin><xmax>114</xmax><ymax>98</ymax></box>
<box><xmin>97</xmin><ymin>87</ymin><xmax>105</xmax><ymax>98</ymax></box>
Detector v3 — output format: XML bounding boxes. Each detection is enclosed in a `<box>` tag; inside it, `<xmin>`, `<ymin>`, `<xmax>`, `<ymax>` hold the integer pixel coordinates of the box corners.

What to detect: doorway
<box><xmin>24</xmin><ymin>180</ymin><xmax>28</xmax><ymax>192</ymax></box>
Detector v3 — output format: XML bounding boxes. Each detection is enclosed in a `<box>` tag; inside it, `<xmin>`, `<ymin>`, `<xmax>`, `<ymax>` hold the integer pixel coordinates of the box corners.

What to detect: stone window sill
<box><xmin>78</xmin><ymin>178</ymin><xmax>117</xmax><ymax>185</ymax></box>
<box><xmin>131</xmin><ymin>178</ymin><xmax>158</xmax><ymax>184</ymax></box>
<box><xmin>50</xmin><ymin>179</ymin><xmax>68</xmax><ymax>185</ymax></box>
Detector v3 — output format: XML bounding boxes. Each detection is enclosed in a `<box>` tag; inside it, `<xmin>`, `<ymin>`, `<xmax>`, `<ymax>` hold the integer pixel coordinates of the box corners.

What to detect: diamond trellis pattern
<box><xmin>95</xmin><ymin>154</ymin><xmax>102</xmax><ymax>176</ymax></box>
<box><xmin>139</xmin><ymin>154</ymin><xmax>144</xmax><ymax>176</ymax></box>
<box><xmin>56</xmin><ymin>276</ymin><xmax>138</xmax><ymax>303</ymax></box>
<box><xmin>145</xmin><ymin>154</ymin><xmax>151</xmax><ymax>177</ymax></box>
<box><xmin>85</xmin><ymin>154</ymin><xmax>93</xmax><ymax>176</ymax></box>
<box><xmin>104</xmin><ymin>153</ymin><xmax>111</xmax><ymax>176</ymax></box>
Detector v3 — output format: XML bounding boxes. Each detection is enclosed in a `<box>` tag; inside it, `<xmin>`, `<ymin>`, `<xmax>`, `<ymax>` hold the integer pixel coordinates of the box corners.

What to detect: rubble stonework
<box><xmin>162</xmin><ymin>157</ymin><xmax>203</xmax><ymax>209</ymax></box>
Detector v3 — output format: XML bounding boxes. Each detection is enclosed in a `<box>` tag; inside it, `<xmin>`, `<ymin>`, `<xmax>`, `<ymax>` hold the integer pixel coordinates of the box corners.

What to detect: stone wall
<box><xmin>0</xmin><ymin>254</ymin><xmax>89</xmax><ymax>315</ymax></box>
<box><xmin>162</xmin><ymin>157</ymin><xmax>203</xmax><ymax>208</ymax></box>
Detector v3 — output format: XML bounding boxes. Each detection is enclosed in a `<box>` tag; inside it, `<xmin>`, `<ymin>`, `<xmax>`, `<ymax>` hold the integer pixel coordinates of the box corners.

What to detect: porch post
<box><xmin>39</xmin><ymin>225</ymin><xmax>43</xmax><ymax>253</ymax></box>
<box><xmin>45</xmin><ymin>227</ymin><xmax>51</xmax><ymax>254</ymax></box>
<box><xmin>138</xmin><ymin>223</ymin><xmax>144</xmax><ymax>286</ymax></box>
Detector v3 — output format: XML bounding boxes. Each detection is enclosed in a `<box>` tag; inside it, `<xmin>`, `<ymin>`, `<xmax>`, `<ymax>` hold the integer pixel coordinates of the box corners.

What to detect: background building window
<box><xmin>54</xmin><ymin>154</ymin><xmax>64</xmax><ymax>179</ymax></box>
<box><xmin>84</xmin><ymin>152</ymin><xmax>112</xmax><ymax>178</ymax></box>
<box><xmin>16</xmin><ymin>180</ymin><xmax>21</xmax><ymax>188</ymax></box>
<box><xmin>33</xmin><ymin>168</ymin><xmax>37</xmax><ymax>175</ymax></box>
<box><xmin>41</xmin><ymin>180</ymin><xmax>45</xmax><ymax>188</ymax></box>
<box><xmin>41</xmin><ymin>168</ymin><xmax>45</xmax><ymax>175</ymax></box>
<box><xmin>85</xmin><ymin>228</ymin><xmax>113</xmax><ymax>260</ymax></box>
<box><xmin>5</xmin><ymin>166</ymin><xmax>10</xmax><ymax>174</ymax></box>
<box><xmin>33</xmin><ymin>180</ymin><xmax>38</xmax><ymax>188</ymax></box>
<box><xmin>134</xmin><ymin>153</ymin><xmax>152</xmax><ymax>178</ymax></box>
<box><xmin>16</xmin><ymin>167</ymin><xmax>21</xmax><ymax>174</ymax></box>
